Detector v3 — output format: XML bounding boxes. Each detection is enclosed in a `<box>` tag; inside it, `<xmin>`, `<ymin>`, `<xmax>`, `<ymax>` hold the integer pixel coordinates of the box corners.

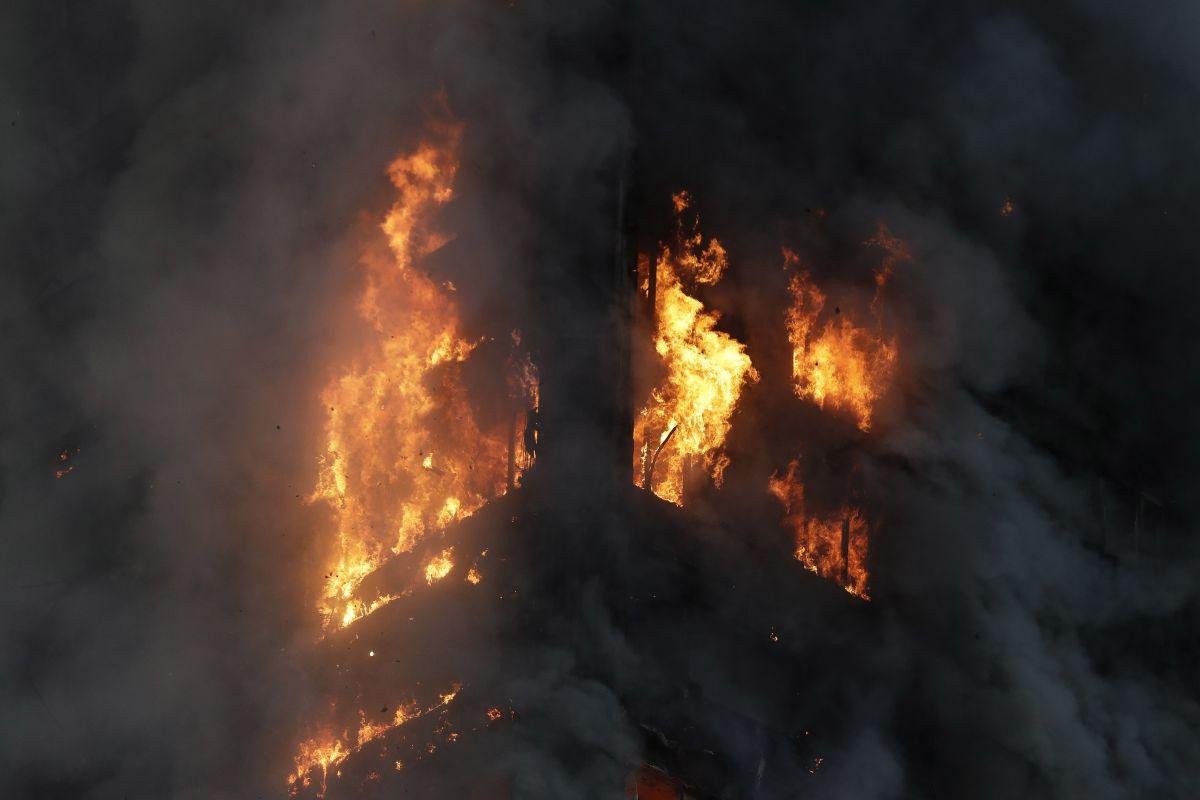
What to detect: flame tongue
<box><xmin>771</xmin><ymin>226</ymin><xmax>906</xmax><ymax>599</ymax></box>
<box><xmin>768</xmin><ymin>460</ymin><xmax>869</xmax><ymax>599</ymax></box>
<box><xmin>310</xmin><ymin>117</ymin><xmax>536</xmax><ymax>632</ymax></box>
<box><xmin>635</xmin><ymin>191</ymin><xmax>758</xmax><ymax>505</ymax></box>
<box><xmin>292</xmin><ymin>112</ymin><xmax>538</xmax><ymax>796</ymax></box>
<box><xmin>288</xmin><ymin>685</ymin><xmax>462</xmax><ymax>799</ymax></box>
<box><xmin>784</xmin><ymin>227</ymin><xmax>902</xmax><ymax>432</ymax></box>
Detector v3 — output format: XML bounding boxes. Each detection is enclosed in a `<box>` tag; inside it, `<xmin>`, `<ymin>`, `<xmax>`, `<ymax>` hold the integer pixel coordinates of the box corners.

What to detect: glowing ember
<box><xmin>310</xmin><ymin>111</ymin><xmax>536</xmax><ymax>631</ymax></box>
<box><xmin>632</xmin><ymin>765</ymin><xmax>684</xmax><ymax>800</ymax></box>
<box><xmin>768</xmin><ymin>459</ymin><xmax>869</xmax><ymax>599</ymax></box>
<box><xmin>783</xmin><ymin>227</ymin><xmax>903</xmax><ymax>432</ymax></box>
<box><xmin>634</xmin><ymin>191</ymin><xmax>758</xmax><ymax>504</ymax></box>
<box><xmin>54</xmin><ymin>447</ymin><xmax>78</xmax><ymax>479</ymax></box>
<box><xmin>466</xmin><ymin>565</ymin><xmax>482</xmax><ymax>585</ymax></box>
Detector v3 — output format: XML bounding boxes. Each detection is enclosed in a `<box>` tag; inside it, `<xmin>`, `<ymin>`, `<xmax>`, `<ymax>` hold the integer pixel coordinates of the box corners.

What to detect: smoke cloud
<box><xmin>2</xmin><ymin>2</ymin><xmax>1197</xmax><ymax>798</ymax></box>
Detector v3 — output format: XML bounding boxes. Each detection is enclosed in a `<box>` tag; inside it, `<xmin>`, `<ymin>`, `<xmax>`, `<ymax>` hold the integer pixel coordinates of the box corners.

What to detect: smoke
<box><xmin>2</xmin><ymin>1</ymin><xmax>1198</xmax><ymax>798</ymax></box>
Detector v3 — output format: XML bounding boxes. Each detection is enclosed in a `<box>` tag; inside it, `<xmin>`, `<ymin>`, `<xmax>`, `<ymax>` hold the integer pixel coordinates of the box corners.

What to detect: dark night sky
<box><xmin>2</xmin><ymin>2</ymin><xmax>1198</xmax><ymax>798</ymax></box>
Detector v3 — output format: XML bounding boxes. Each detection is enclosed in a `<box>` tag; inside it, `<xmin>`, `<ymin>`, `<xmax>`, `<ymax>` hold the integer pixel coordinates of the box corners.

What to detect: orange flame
<box><xmin>635</xmin><ymin>191</ymin><xmax>758</xmax><ymax>504</ymax></box>
<box><xmin>310</xmin><ymin>116</ymin><xmax>536</xmax><ymax>631</ymax></box>
<box><xmin>784</xmin><ymin>226</ymin><xmax>903</xmax><ymax>431</ymax></box>
<box><xmin>289</xmin><ymin>686</ymin><xmax>461</xmax><ymax>798</ymax></box>
<box><xmin>423</xmin><ymin>547</ymin><xmax>455</xmax><ymax>585</ymax></box>
<box><xmin>287</xmin><ymin>734</ymin><xmax>347</xmax><ymax>800</ymax></box>
<box><xmin>292</xmin><ymin>110</ymin><xmax>535</xmax><ymax>796</ymax></box>
<box><xmin>767</xmin><ymin>460</ymin><xmax>869</xmax><ymax>599</ymax></box>
<box><xmin>770</xmin><ymin>226</ymin><xmax>906</xmax><ymax>598</ymax></box>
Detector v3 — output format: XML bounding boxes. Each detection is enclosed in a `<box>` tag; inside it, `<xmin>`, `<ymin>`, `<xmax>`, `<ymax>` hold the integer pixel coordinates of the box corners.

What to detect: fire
<box><xmin>634</xmin><ymin>191</ymin><xmax>759</xmax><ymax>504</ymax></box>
<box><xmin>310</xmin><ymin>111</ymin><xmax>536</xmax><ymax>631</ymax></box>
<box><xmin>288</xmin><ymin>734</ymin><xmax>348</xmax><ymax>800</ymax></box>
<box><xmin>289</xmin><ymin>686</ymin><xmax>462</xmax><ymax>798</ymax></box>
<box><xmin>770</xmin><ymin>226</ymin><xmax>905</xmax><ymax>598</ymax></box>
<box><xmin>291</xmin><ymin>109</ymin><xmax>537</xmax><ymax>796</ymax></box>
<box><xmin>768</xmin><ymin>460</ymin><xmax>869</xmax><ymax>599</ymax></box>
<box><xmin>339</xmin><ymin>593</ymin><xmax>398</xmax><ymax>629</ymax></box>
<box><xmin>423</xmin><ymin>547</ymin><xmax>454</xmax><ymax>585</ymax></box>
<box><xmin>783</xmin><ymin>226</ymin><xmax>904</xmax><ymax>432</ymax></box>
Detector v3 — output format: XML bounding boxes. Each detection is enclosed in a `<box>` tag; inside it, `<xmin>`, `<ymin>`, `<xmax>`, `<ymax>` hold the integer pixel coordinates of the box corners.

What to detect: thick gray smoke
<box><xmin>2</xmin><ymin>2</ymin><xmax>1198</xmax><ymax>798</ymax></box>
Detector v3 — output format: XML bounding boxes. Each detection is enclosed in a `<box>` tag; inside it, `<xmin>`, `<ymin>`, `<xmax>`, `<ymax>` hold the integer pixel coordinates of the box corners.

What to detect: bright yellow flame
<box><xmin>634</xmin><ymin>191</ymin><xmax>758</xmax><ymax>504</ymax></box>
<box><xmin>787</xmin><ymin>227</ymin><xmax>902</xmax><ymax>434</ymax></box>
<box><xmin>292</xmin><ymin>107</ymin><xmax>537</xmax><ymax>799</ymax></box>
<box><xmin>287</xmin><ymin>734</ymin><xmax>348</xmax><ymax>800</ymax></box>
<box><xmin>423</xmin><ymin>548</ymin><xmax>454</xmax><ymax>585</ymax></box>
<box><xmin>339</xmin><ymin>594</ymin><xmax>397</xmax><ymax>628</ymax></box>
<box><xmin>784</xmin><ymin>226</ymin><xmax>903</xmax><ymax>432</ymax></box>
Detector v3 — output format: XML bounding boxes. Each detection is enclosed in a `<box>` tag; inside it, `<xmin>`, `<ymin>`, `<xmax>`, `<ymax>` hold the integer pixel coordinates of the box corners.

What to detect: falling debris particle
<box><xmin>54</xmin><ymin>447</ymin><xmax>79</xmax><ymax>479</ymax></box>
<box><xmin>423</xmin><ymin>548</ymin><xmax>454</xmax><ymax>585</ymax></box>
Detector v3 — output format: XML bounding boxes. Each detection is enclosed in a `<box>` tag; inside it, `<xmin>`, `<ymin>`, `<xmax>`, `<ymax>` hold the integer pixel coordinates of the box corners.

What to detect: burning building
<box><xmin>6</xmin><ymin>4</ymin><xmax>1200</xmax><ymax>800</ymax></box>
<box><xmin>284</xmin><ymin>101</ymin><xmax>899</xmax><ymax>797</ymax></box>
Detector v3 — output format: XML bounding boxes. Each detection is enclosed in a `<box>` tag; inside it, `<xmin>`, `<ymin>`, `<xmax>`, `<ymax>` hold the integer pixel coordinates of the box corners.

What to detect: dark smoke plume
<box><xmin>2</xmin><ymin>2</ymin><xmax>1198</xmax><ymax>798</ymax></box>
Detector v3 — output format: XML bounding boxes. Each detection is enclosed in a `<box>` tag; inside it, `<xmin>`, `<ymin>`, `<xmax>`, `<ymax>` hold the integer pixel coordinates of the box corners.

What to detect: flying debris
<box><xmin>54</xmin><ymin>446</ymin><xmax>79</xmax><ymax>479</ymax></box>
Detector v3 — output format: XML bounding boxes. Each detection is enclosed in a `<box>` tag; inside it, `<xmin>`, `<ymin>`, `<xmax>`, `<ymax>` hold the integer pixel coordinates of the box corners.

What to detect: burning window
<box><xmin>634</xmin><ymin>191</ymin><xmax>759</xmax><ymax>505</ymax></box>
